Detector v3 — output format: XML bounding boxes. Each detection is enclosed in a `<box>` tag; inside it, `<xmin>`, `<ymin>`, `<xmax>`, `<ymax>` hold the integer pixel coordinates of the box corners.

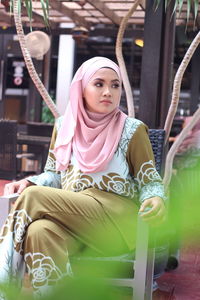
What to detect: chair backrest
<box><xmin>0</xmin><ymin>120</ymin><xmax>17</xmax><ymax>180</ymax></box>
<box><xmin>148</xmin><ymin>129</ymin><xmax>165</xmax><ymax>174</ymax></box>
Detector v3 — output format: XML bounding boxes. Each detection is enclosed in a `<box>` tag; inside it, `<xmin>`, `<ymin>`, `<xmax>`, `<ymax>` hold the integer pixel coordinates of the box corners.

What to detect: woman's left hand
<box><xmin>139</xmin><ymin>196</ymin><xmax>166</xmax><ymax>226</ymax></box>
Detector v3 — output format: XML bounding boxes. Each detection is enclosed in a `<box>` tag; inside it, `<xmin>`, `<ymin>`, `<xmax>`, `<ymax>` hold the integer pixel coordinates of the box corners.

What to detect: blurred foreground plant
<box><xmin>0</xmin><ymin>272</ymin><xmax>125</xmax><ymax>300</ymax></box>
<box><xmin>165</xmin><ymin>155</ymin><xmax>200</xmax><ymax>259</ymax></box>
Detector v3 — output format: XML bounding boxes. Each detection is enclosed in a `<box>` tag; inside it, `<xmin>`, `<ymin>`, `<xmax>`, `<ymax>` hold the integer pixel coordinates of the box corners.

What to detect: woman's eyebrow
<box><xmin>93</xmin><ymin>78</ymin><xmax>120</xmax><ymax>82</ymax></box>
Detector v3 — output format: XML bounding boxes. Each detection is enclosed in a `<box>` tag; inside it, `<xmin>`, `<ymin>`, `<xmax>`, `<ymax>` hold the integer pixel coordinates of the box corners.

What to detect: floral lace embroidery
<box><xmin>27</xmin><ymin>172</ymin><xmax>61</xmax><ymax>189</ymax></box>
<box><xmin>116</xmin><ymin>118</ymin><xmax>142</xmax><ymax>159</ymax></box>
<box><xmin>139</xmin><ymin>181</ymin><xmax>165</xmax><ymax>203</ymax></box>
<box><xmin>45</xmin><ymin>150</ymin><xmax>56</xmax><ymax>171</ymax></box>
<box><xmin>0</xmin><ymin>209</ymin><xmax>32</xmax><ymax>255</ymax></box>
<box><xmin>135</xmin><ymin>160</ymin><xmax>162</xmax><ymax>190</ymax></box>
<box><xmin>96</xmin><ymin>173</ymin><xmax>135</xmax><ymax>197</ymax></box>
<box><xmin>62</xmin><ymin>165</ymin><xmax>94</xmax><ymax>191</ymax></box>
<box><xmin>24</xmin><ymin>252</ymin><xmax>64</xmax><ymax>291</ymax></box>
<box><xmin>115</xmin><ymin>118</ymin><xmax>142</xmax><ymax>177</ymax></box>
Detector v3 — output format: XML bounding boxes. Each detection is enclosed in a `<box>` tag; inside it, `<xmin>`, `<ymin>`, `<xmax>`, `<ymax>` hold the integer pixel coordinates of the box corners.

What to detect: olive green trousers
<box><xmin>0</xmin><ymin>186</ymin><xmax>138</xmax><ymax>296</ymax></box>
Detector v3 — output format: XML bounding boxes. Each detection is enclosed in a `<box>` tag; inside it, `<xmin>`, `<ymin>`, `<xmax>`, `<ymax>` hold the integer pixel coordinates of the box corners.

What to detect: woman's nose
<box><xmin>103</xmin><ymin>86</ymin><xmax>111</xmax><ymax>97</ymax></box>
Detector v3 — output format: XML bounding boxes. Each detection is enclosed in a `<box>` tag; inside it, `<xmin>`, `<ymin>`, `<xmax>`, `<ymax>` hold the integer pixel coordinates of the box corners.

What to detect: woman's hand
<box><xmin>139</xmin><ymin>196</ymin><xmax>166</xmax><ymax>226</ymax></box>
<box><xmin>3</xmin><ymin>179</ymin><xmax>35</xmax><ymax>196</ymax></box>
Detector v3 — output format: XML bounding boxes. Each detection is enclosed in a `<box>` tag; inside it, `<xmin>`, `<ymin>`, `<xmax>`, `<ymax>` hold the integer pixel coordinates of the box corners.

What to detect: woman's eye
<box><xmin>112</xmin><ymin>83</ymin><xmax>120</xmax><ymax>88</ymax></box>
<box><xmin>95</xmin><ymin>82</ymin><xmax>103</xmax><ymax>87</ymax></box>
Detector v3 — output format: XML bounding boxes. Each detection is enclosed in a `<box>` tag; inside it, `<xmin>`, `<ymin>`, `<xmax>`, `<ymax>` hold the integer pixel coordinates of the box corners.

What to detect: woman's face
<box><xmin>83</xmin><ymin>68</ymin><xmax>121</xmax><ymax>114</ymax></box>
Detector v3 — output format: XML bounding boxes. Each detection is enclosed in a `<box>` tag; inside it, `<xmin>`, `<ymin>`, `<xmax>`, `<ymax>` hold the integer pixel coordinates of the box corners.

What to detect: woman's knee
<box><xmin>24</xmin><ymin>219</ymin><xmax>69</xmax><ymax>257</ymax></box>
<box><xmin>21</xmin><ymin>185</ymin><xmax>46</xmax><ymax>198</ymax></box>
<box><xmin>16</xmin><ymin>185</ymin><xmax>47</xmax><ymax>207</ymax></box>
<box><xmin>24</xmin><ymin>219</ymin><xmax>53</xmax><ymax>251</ymax></box>
<box><xmin>24</xmin><ymin>219</ymin><xmax>68</xmax><ymax>244</ymax></box>
<box><xmin>25</xmin><ymin>219</ymin><xmax>51</xmax><ymax>239</ymax></box>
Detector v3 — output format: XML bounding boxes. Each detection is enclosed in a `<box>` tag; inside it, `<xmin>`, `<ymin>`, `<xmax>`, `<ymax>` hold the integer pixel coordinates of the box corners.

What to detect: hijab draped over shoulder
<box><xmin>54</xmin><ymin>56</ymin><xmax>127</xmax><ymax>173</ymax></box>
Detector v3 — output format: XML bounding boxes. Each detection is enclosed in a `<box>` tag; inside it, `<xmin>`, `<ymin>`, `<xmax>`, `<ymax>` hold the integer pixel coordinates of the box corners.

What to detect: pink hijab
<box><xmin>54</xmin><ymin>56</ymin><xmax>127</xmax><ymax>173</ymax></box>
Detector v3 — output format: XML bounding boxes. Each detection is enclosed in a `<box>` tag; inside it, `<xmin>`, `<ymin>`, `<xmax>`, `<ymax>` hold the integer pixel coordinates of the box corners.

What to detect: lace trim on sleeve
<box><xmin>27</xmin><ymin>172</ymin><xmax>61</xmax><ymax>189</ymax></box>
<box><xmin>139</xmin><ymin>181</ymin><xmax>165</xmax><ymax>203</ymax></box>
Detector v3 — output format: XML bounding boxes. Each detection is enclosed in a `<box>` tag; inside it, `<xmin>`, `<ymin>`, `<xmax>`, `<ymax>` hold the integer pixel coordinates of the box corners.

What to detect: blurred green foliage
<box><xmin>0</xmin><ymin>273</ymin><xmax>125</xmax><ymax>300</ymax></box>
<box><xmin>41</xmin><ymin>103</ymin><xmax>55</xmax><ymax>124</ymax></box>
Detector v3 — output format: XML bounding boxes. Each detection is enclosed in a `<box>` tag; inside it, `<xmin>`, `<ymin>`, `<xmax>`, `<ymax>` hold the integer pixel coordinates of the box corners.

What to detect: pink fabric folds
<box><xmin>54</xmin><ymin>56</ymin><xmax>127</xmax><ymax>173</ymax></box>
<box><xmin>177</xmin><ymin>117</ymin><xmax>200</xmax><ymax>153</ymax></box>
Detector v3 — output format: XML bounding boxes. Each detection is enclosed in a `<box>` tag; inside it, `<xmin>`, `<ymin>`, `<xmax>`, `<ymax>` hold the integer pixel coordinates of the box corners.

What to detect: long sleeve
<box><xmin>126</xmin><ymin>123</ymin><xmax>165</xmax><ymax>203</ymax></box>
<box><xmin>27</xmin><ymin>119</ymin><xmax>62</xmax><ymax>188</ymax></box>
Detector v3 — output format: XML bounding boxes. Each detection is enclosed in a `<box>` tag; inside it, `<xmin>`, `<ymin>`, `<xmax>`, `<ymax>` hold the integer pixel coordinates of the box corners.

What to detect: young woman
<box><xmin>1</xmin><ymin>57</ymin><xmax>165</xmax><ymax>297</ymax></box>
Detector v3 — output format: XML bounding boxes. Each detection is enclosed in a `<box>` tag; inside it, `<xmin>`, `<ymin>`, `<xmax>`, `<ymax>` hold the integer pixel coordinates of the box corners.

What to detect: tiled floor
<box><xmin>0</xmin><ymin>180</ymin><xmax>200</xmax><ymax>299</ymax></box>
<box><xmin>154</xmin><ymin>241</ymin><xmax>200</xmax><ymax>299</ymax></box>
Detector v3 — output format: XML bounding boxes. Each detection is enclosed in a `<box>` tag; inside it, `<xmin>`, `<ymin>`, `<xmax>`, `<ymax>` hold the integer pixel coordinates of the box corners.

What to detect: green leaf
<box><xmin>24</xmin><ymin>0</ymin><xmax>33</xmax><ymax>30</ymax></box>
<box><xmin>9</xmin><ymin>0</ymin><xmax>13</xmax><ymax>15</ymax></box>
<box><xmin>177</xmin><ymin>0</ymin><xmax>184</xmax><ymax>17</ymax></box>
<box><xmin>164</xmin><ymin>0</ymin><xmax>168</xmax><ymax>11</ymax></box>
<box><xmin>17</xmin><ymin>0</ymin><xmax>21</xmax><ymax>16</ymax></box>
<box><xmin>9</xmin><ymin>0</ymin><xmax>50</xmax><ymax>28</ymax></box>
<box><xmin>171</xmin><ymin>1</ymin><xmax>178</xmax><ymax>18</ymax></box>
<box><xmin>153</xmin><ymin>0</ymin><xmax>161</xmax><ymax>11</ymax></box>
<box><xmin>186</xmin><ymin>0</ymin><xmax>191</xmax><ymax>23</ymax></box>
<box><xmin>194</xmin><ymin>0</ymin><xmax>199</xmax><ymax>20</ymax></box>
<box><xmin>46</xmin><ymin>0</ymin><xmax>50</xmax><ymax>17</ymax></box>
<box><xmin>40</xmin><ymin>0</ymin><xmax>49</xmax><ymax>27</ymax></box>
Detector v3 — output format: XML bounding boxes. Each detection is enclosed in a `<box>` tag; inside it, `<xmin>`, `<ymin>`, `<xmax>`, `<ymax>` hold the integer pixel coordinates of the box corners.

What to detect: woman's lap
<box><xmin>18</xmin><ymin>185</ymin><xmax>138</xmax><ymax>255</ymax></box>
<box><xmin>0</xmin><ymin>184</ymin><xmax>138</xmax><ymax>296</ymax></box>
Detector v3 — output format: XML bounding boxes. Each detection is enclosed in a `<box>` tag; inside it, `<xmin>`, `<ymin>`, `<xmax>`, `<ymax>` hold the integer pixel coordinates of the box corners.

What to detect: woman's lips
<box><xmin>100</xmin><ymin>100</ymin><xmax>112</xmax><ymax>104</ymax></box>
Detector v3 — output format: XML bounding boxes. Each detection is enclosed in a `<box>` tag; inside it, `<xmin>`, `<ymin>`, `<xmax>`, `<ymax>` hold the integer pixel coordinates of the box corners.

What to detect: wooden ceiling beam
<box><xmin>0</xmin><ymin>25</ymin><xmax>144</xmax><ymax>38</ymax></box>
<box><xmin>0</xmin><ymin>10</ymin><xmax>13</xmax><ymax>26</ymax></box>
<box><xmin>49</xmin><ymin>0</ymin><xmax>90</xmax><ymax>28</ymax></box>
<box><xmin>0</xmin><ymin>2</ymin><xmax>56</xmax><ymax>28</ymax></box>
<box><xmin>20</xmin><ymin>6</ymin><xmax>57</xmax><ymax>28</ymax></box>
<box><xmin>139</xmin><ymin>0</ymin><xmax>146</xmax><ymax>10</ymax></box>
<box><xmin>86</xmin><ymin>0</ymin><xmax>121</xmax><ymax>25</ymax></box>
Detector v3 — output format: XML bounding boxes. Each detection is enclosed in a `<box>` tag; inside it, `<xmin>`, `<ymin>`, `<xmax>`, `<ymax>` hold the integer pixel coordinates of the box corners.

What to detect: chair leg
<box><xmin>133</xmin><ymin>217</ymin><xmax>155</xmax><ymax>300</ymax></box>
<box><xmin>145</xmin><ymin>248</ymin><xmax>155</xmax><ymax>300</ymax></box>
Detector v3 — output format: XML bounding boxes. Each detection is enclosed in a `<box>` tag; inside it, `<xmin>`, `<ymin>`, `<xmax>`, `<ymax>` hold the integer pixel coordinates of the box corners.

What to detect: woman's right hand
<box><xmin>3</xmin><ymin>179</ymin><xmax>35</xmax><ymax>196</ymax></box>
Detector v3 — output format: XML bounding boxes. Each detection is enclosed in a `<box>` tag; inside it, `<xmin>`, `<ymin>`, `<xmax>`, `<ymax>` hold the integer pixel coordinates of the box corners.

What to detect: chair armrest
<box><xmin>0</xmin><ymin>193</ymin><xmax>19</xmax><ymax>229</ymax></box>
